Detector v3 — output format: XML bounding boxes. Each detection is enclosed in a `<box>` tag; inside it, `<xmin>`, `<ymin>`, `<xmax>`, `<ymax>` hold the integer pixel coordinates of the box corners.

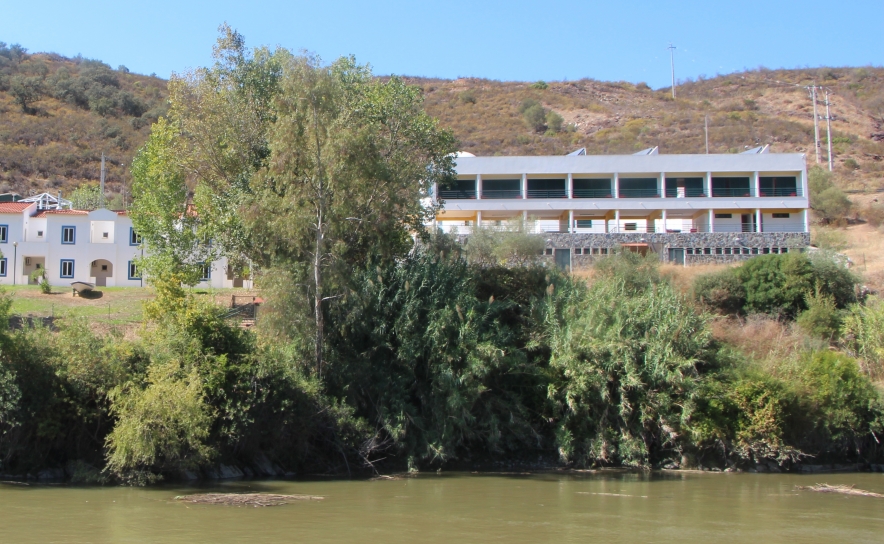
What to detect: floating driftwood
<box><xmin>174</xmin><ymin>493</ymin><xmax>324</xmax><ymax>507</ymax></box>
<box><xmin>796</xmin><ymin>484</ymin><xmax>884</xmax><ymax>498</ymax></box>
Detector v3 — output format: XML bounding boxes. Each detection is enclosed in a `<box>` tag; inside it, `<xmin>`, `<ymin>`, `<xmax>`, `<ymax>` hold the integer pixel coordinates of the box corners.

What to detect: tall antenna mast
<box><xmin>100</xmin><ymin>152</ymin><xmax>107</xmax><ymax>207</ymax></box>
<box><xmin>667</xmin><ymin>43</ymin><xmax>677</xmax><ymax>99</ymax></box>
<box><xmin>825</xmin><ymin>90</ymin><xmax>833</xmax><ymax>171</ymax></box>
<box><xmin>810</xmin><ymin>85</ymin><xmax>821</xmax><ymax>164</ymax></box>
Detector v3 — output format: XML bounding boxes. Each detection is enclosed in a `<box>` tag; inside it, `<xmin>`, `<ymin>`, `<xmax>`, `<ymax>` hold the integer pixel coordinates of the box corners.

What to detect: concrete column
<box><xmin>569</xmin><ymin>210</ymin><xmax>574</xmax><ymax>234</ymax></box>
<box><xmin>659</xmin><ymin>172</ymin><xmax>666</xmax><ymax>198</ymax></box>
<box><xmin>476</xmin><ymin>174</ymin><xmax>482</xmax><ymax>200</ymax></box>
<box><xmin>614</xmin><ymin>210</ymin><xmax>620</xmax><ymax>232</ymax></box>
<box><xmin>567</xmin><ymin>172</ymin><xmax>573</xmax><ymax>199</ymax></box>
<box><xmin>432</xmin><ymin>181</ymin><xmax>438</xmax><ymax>204</ymax></box>
<box><xmin>802</xmin><ymin>209</ymin><xmax>809</xmax><ymax>233</ymax></box>
<box><xmin>613</xmin><ymin>173</ymin><xmax>619</xmax><ymax>199</ymax></box>
<box><xmin>704</xmin><ymin>171</ymin><xmax>711</xmax><ymax>197</ymax></box>
<box><xmin>521</xmin><ymin>173</ymin><xmax>527</xmax><ymax>199</ymax></box>
<box><xmin>708</xmin><ymin>209</ymin><xmax>715</xmax><ymax>233</ymax></box>
<box><xmin>661</xmin><ymin>209</ymin><xmax>668</xmax><ymax>233</ymax></box>
<box><xmin>604</xmin><ymin>212</ymin><xmax>610</xmax><ymax>233</ymax></box>
<box><xmin>753</xmin><ymin>171</ymin><xmax>760</xmax><ymax>197</ymax></box>
<box><xmin>755</xmin><ymin>208</ymin><xmax>762</xmax><ymax>233</ymax></box>
<box><xmin>476</xmin><ymin>211</ymin><xmax>482</xmax><ymax>228</ymax></box>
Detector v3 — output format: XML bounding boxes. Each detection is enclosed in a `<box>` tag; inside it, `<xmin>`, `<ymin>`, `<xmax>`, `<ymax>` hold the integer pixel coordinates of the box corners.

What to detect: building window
<box><xmin>686</xmin><ymin>248</ymin><xmax>694</xmax><ymax>255</ymax></box>
<box><xmin>781</xmin><ymin>248</ymin><xmax>789</xmax><ymax>253</ymax></box>
<box><xmin>575</xmin><ymin>219</ymin><xmax>593</xmax><ymax>228</ymax></box>
<box><xmin>772</xmin><ymin>213</ymin><xmax>791</xmax><ymax>219</ymax></box>
<box><xmin>715</xmin><ymin>248</ymin><xmax>723</xmax><ymax>255</ymax></box>
<box><xmin>584</xmin><ymin>248</ymin><xmax>591</xmax><ymax>255</ymax></box>
<box><xmin>128</xmin><ymin>261</ymin><xmax>140</xmax><ymax>280</ymax></box>
<box><xmin>0</xmin><ymin>258</ymin><xmax>6</xmax><ymax>277</ymax></box>
<box><xmin>200</xmin><ymin>263</ymin><xmax>211</xmax><ymax>281</ymax></box>
<box><xmin>102</xmin><ymin>232</ymin><xmax>109</xmax><ymax>239</ymax></box>
<box><xmin>0</xmin><ymin>225</ymin><xmax>7</xmax><ymax>243</ymax></box>
<box><xmin>544</xmin><ymin>248</ymin><xmax>553</xmax><ymax>255</ymax></box>
<box><xmin>763</xmin><ymin>247</ymin><xmax>771</xmax><ymax>254</ymax></box>
<box><xmin>704</xmin><ymin>248</ymin><xmax>712</xmax><ymax>255</ymax></box>
<box><xmin>724</xmin><ymin>248</ymin><xmax>732</xmax><ymax>255</ymax></box>
<box><xmin>600</xmin><ymin>248</ymin><xmax>608</xmax><ymax>255</ymax></box>
<box><xmin>37</xmin><ymin>230</ymin><xmax>44</xmax><ymax>238</ymax></box>
<box><xmin>624</xmin><ymin>222</ymin><xmax>637</xmax><ymax>231</ymax></box>
<box><xmin>61</xmin><ymin>226</ymin><xmax>76</xmax><ymax>244</ymax></box>
<box><xmin>574</xmin><ymin>248</ymin><xmax>582</xmax><ymax>255</ymax></box>
<box><xmin>714</xmin><ymin>213</ymin><xmax>733</xmax><ymax>219</ymax></box>
<box><xmin>60</xmin><ymin>259</ymin><xmax>74</xmax><ymax>278</ymax></box>
<box><xmin>129</xmin><ymin>228</ymin><xmax>142</xmax><ymax>246</ymax></box>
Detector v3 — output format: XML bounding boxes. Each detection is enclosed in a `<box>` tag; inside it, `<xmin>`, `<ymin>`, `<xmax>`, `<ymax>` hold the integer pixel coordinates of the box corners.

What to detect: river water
<box><xmin>2</xmin><ymin>471</ymin><xmax>883</xmax><ymax>543</ymax></box>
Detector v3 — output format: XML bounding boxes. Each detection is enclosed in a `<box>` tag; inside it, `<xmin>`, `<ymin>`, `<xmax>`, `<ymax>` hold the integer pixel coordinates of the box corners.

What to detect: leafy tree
<box><xmin>9</xmin><ymin>75</ymin><xmax>43</xmax><ymax>113</ymax></box>
<box><xmin>808</xmin><ymin>166</ymin><xmax>851</xmax><ymax>223</ymax></box>
<box><xmin>523</xmin><ymin>103</ymin><xmax>547</xmax><ymax>133</ymax></box>
<box><xmin>68</xmin><ymin>184</ymin><xmax>105</xmax><ymax>210</ymax></box>
<box><xmin>737</xmin><ymin>253</ymin><xmax>814</xmax><ymax>316</ymax></box>
<box><xmin>545</xmin><ymin>110</ymin><xmax>564</xmax><ymax>133</ymax></box>
<box><xmin>693</xmin><ymin>267</ymin><xmax>746</xmax><ymax>314</ymax></box>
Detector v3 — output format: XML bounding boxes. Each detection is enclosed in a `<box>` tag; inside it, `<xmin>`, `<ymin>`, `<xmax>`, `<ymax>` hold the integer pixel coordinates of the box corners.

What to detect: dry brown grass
<box><xmin>660</xmin><ymin>262</ymin><xmax>735</xmax><ymax>296</ymax></box>
<box><xmin>835</xmin><ymin>223</ymin><xmax>884</xmax><ymax>293</ymax></box>
<box><xmin>710</xmin><ymin>315</ymin><xmax>824</xmax><ymax>373</ymax></box>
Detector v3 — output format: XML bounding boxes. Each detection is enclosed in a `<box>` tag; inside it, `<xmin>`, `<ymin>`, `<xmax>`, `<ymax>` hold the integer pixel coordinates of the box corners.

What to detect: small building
<box><xmin>433</xmin><ymin>147</ymin><xmax>810</xmax><ymax>266</ymax></box>
<box><xmin>0</xmin><ymin>202</ymin><xmax>250</xmax><ymax>288</ymax></box>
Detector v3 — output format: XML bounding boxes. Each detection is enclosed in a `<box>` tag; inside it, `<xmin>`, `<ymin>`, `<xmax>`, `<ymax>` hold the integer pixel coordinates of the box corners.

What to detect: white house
<box><xmin>0</xmin><ymin>202</ymin><xmax>250</xmax><ymax>288</ymax></box>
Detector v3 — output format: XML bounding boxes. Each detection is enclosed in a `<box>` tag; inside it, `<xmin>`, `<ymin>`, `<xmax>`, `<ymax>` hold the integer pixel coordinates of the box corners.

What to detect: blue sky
<box><xmin>2</xmin><ymin>1</ymin><xmax>881</xmax><ymax>88</ymax></box>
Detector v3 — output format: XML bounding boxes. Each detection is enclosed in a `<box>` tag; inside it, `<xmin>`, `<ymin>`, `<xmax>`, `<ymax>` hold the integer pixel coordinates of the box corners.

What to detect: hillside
<box><xmin>1</xmin><ymin>40</ymin><xmax>882</xmax><ymax>197</ymax></box>
<box><xmin>0</xmin><ymin>43</ymin><xmax>168</xmax><ymax>199</ymax></box>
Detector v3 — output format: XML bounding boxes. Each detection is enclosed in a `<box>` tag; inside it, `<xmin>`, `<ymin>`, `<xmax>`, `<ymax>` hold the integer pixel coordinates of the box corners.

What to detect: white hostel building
<box><xmin>0</xmin><ymin>202</ymin><xmax>249</xmax><ymax>288</ymax></box>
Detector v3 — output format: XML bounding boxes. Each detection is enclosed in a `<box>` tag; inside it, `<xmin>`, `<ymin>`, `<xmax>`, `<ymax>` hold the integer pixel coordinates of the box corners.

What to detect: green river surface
<box><xmin>2</xmin><ymin>471</ymin><xmax>883</xmax><ymax>543</ymax></box>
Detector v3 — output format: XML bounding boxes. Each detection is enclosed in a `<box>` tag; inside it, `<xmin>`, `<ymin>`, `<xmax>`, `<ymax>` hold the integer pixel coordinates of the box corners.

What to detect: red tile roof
<box><xmin>33</xmin><ymin>209</ymin><xmax>90</xmax><ymax>218</ymax></box>
<box><xmin>0</xmin><ymin>202</ymin><xmax>33</xmax><ymax>214</ymax></box>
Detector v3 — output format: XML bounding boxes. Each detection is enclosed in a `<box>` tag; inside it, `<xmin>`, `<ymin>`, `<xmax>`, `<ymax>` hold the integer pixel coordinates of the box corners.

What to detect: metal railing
<box><xmin>526</xmin><ymin>189</ymin><xmax>567</xmax><ymax>199</ymax></box>
<box><xmin>665</xmin><ymin>188</ymin><xmax>706</xmax><ymax>198</ymax></box>
<box><xmin>481</xmin><ymin>189</ymin><xmax>522</xmax><ymax>199</ymax></box>
<box><xmin>608</xmin><ymin>225</ymin><xmax>657</xmax><ymax>233</ymax></box>
<box><xmin>617</xmin><ymin>189</ymin><xmax>660</xmax><ymax>198</ymax></box>
<box><xmin>758</xmin><ymin>188</ymin><xmax>802</xmax><ymax>197</ymax></box>
<box><xmin>572</xmin><ymin>189</ymin><xmax>613</xmax><ymax>198</ymax></box>
<box><xmin>437</xmin><ymin>189</ymin><xmax>476</xmax><ymax>199</ymax></box>
<box><xmin>711</xmin><ymin>188</ymin><xmax>755</xmax><ymax>197</ymax></box>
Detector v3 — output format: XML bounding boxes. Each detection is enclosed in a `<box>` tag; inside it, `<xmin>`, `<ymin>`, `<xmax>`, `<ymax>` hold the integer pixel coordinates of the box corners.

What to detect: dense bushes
<box><xmin>694</xmin><ymin>252</ymin><xmax>857</xmax><ymax>318</ymax></box>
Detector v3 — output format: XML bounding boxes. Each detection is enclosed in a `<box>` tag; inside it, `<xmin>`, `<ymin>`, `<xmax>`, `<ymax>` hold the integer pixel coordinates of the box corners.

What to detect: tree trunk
<box><xmin>314</xmin><ymin>211</ymin><xmax>323</xmax><ymax>377</ymax></box>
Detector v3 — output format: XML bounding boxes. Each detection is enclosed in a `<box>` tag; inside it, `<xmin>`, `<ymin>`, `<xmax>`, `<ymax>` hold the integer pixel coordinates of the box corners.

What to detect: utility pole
<box><xmin>704</xmin><ymin>114</ymin><xmax>709</xmax><ymax>154</ymax></box>
<box><xmin>667</xmin><ymin>43</ymin><xmax>677</xmax><ymax>99</ymax></box>
<box><xmin>825</xmin><ymin>89</ymin><xmax>834</xmax><ymax>171</ymax></box>
<box><xmin>810</xmin><ymin>86</ymin><xmax>821</xmax><ymax>164</ymax></box>
<box><xmin>100</xmin><ymin>152</ymin><xmax>107</xmax><ymax>207</ymax></box>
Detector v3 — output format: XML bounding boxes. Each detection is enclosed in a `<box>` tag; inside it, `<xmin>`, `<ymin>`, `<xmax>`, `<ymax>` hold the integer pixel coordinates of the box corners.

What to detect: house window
<box><xmin>574</xmin><ymin>248</ymin><xmax>582</xmax><ymax>255</ymax></box>
<box><xmin>584</xmin><ymin>248</ymin><xmax>591</xmax><ymax>255</ymax></box>
<box><xmin>102</xmin><ymin>232</ymin><xmax>109</xmax><ymax>239</ymax></box>
<box><xmin>686</xmin><ymin>248</ymin><xmax>694</xmax><ymax>255</ymax></box>
<box><xmin>575</xmin><ymin>219</ymin><xmax>593</xmax><ymax>228</ymax></box>
<box><xmin>763</xmin><ymin>248</ymin><xmax>771</xmax><ymax>254</ymax></box>
<box><xmin>0</xmin><ymin>225</ymin><xmax>7</xmax><ymax>243</ymax></box>
<box><xmin>724</xmin><ymin>248</ymin><xmax>732</xmax><ymax>255</ymax></box>
<box><xmin>129</xmin><ymin>228</ymin><xmax>142</xmax><ymax>246</ymax></box>
<box><xmin>0</xmin><ymin>258</ymin><xmax>6</xmax><ymax>277</ymax></box>
<box><xmin>128</xmin><ymin>261</ymin><xmax>140</xmax><ymax>280</ymax></box>
<box><xmin>60</xmin><ymin>259</ymin><xmax>74</xmax><ymax>278</ymax></box>
<box><xmin>624</xmin><ymin>223</ymin><xmax>637</xmax><ymax>231</ymax></box>
<box><xmin>37</xmin><ymin>230</ymin><xmax>44</xmax><ymax>238</ymax></box>
<box><xmin>780</xmin><ymin>248</ymin><xmax>789</xmax><ymax>253</ymax></box>
<box><xmin>714</xmin><ymin>213</ymin><xmax>733</xmax><ymax>219</ymax></box>
<box><xmin>715</xmin><ymin>248</ymin><xmax>723</xmax><ymax>255</ymax></box>
<box><xmin>545</xmin><ymin>248</ymin><xmax>553</xmax><ymax>255</ymax></box>
<box><xmin>61</xmin><ymin>226</ymin><xmax>76</xmax><ymax>244</ymax></box>
<box><xmin>704</xmin><ymin>248</ymin><xmax>712</xmax><ymax>255</ymax></box>
<box><xmin>772</xmin><ymin>213</ymin><xmax>791</xmax><ymax>219</ymax></box>
<box><xmin>200</xmin><ymin>263</ymin><xmax>211</xmax><ymax>281</ymax></box>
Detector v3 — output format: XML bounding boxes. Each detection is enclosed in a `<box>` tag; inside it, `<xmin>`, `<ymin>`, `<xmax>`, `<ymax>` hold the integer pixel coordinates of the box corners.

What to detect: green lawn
<box><xmin>3</xmin><ymin>286</ymin><xmax>257</xmax><ymax>326</ymax></box>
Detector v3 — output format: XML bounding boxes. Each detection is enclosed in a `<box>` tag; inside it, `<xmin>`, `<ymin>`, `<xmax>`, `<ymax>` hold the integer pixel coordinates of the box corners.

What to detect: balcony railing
<box><xmin>665</xmin><ymin>188</ymin><xmax>706</xmax><ymax>198</ymax></box>
<box><xmin>438</xmin><ymin>189</ymin><xmax>476</xmax><ymax>200</ymax></box>
<box><xmin>759</xmin><ymin>188</ymin><xmax>802</xmax><ymax>197</ymax></box>
<box><xmin>609</xmin><ymin>225</ymin><xmax>658</xmax><ymax>233</ymax></box>
<box><xmin>526</xmin><ymin>189</ymin><xmax>567</xmax><ymax>199</ymax></box>
<box><xmin>481</xmin><ymin>189</ymin><xmax>522</xmax><ymax>199</ymax></box>
<box><xmin>572</xmin><ymin>189</ymin><xmax>613</xmax><ymax>198</ymax></box>
<box><xmin>711</xmin><ymin>188</ymin><xmax>755</xmax><ymax>197</ymax></box>
<box><xmin>617</xmin><ymin>189</ymin><xmax>660</xmax><ymax>198</ymax></box>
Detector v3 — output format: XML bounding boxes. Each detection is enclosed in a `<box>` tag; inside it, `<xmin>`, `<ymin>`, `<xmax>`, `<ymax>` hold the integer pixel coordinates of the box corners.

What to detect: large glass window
<box><xmin>526</xmin><ymin>179</ymin><xmax>566</xmax><ymax>199</ymax></box>
<box><xmin>0</xmin><ymin>225</ymin><xmax>8</xmax><ymax>243</ymax></box>
<box><xmin>481</xmin><ymin>179</ymin><xmax>521</xmax><ymax>199</ymax></box>
<box><xmin>572</xmin><ymin>178</ymin><xmax>612</xmax><ymax>198</ymax></box>
<box><xmin>618</xmin><ymin>178</ymin><xmax>659</xmax><ymax>198</ymax></box>
<box><xmin>128</xmin><ymin>261</ymin><xmax>140</xmax><ymax>280</ymax></box>
<box><xmin>129</xmin><ymin>227</ymin><xmax>142</xmax><ymax>245</ymax></box>
<box><xmin>759</xmin><ymin>177</ymin><xmax>799</xmax><ymax>197</ymax></box>
<box><xmin>711</xmin><ymin>177</ymin><xmax>752</xmax><ymax>197</ymax></box>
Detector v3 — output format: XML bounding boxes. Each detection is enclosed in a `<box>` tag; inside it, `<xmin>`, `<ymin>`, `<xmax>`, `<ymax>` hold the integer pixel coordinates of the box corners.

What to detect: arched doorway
<box><xmin>91</xmin><ymin>259</ymin><xmax>113</xmax><ymax>287</ymax></box>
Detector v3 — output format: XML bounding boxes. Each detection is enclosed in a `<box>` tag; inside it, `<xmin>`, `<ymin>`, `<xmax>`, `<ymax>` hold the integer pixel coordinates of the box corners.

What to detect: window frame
<box><xmin>129</xmin><ymin>227</ymin><xmax>142</xmax><ymax>246</ymax></box>
<box><xmin>127</xmin><ymin>260</ymin><xmax>140</xmax><ymax>280</ymax></box>
<box><xmin>0</xmin><ymin>224</ymin><xmax>8</xmax><ymax>243</ymax></box>
<box><xmin>0</xmin><ymin>258</ymin><xmax>7</xmax><ymax>277</ymax></box>
<box><xmin>200</xmin><ymin>263</ymin><xmax>211</xmax><ymax>281</ymax></box>
<box><xmin>60</xmin><ymin>259</ymin><xmax>75</xmax><ymax>278</ymax></box>
<box><xmin>61</xmin><ymin>225</ymin><xmax>76</xmax><ymax>245</ymax></box>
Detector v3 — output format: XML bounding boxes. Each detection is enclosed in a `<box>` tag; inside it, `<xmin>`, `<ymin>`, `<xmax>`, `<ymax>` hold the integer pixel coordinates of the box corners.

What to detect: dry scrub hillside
<box><xmin>0</xmin><ymin>44</ymin><xmax>168</xmax><ymax>198</ymax></box>
<box><xmin>1</xmin><ymin>39</ymin><xmax>882</xmax><ymax>198</ymax></box>
<box><xmin>411</xmin><ymin>67</ymin><xmax>884</xmax><ymax>192</ymax></box>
